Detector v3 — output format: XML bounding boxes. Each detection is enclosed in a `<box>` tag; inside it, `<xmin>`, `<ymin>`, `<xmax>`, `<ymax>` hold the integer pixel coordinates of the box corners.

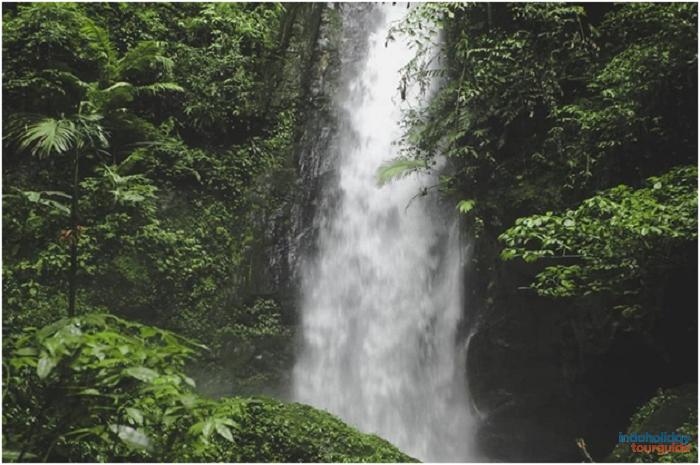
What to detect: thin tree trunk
<box><xmin>68</xmin><ymin>151</ymin><xmax>79</xmax><ymax>317</ymax></box>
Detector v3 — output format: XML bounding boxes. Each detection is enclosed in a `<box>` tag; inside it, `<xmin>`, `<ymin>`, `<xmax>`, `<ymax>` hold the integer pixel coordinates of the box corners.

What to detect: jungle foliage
<box><xmin>2</xmin><ymin>2</ymin><xmax>300</xmax><ymax>397</ymax></box>
<box><xmin>392</xmin><ymin>2</ymin><xmax>697</xmax><ymax>335</ymax></box>
<box><xmin>390</xmin><ymin>3</ymin><xmax>697</xmax><ymax>460</ymax></box>
<box><xmin>499</xmin><ymin>166</ymin><xmax>697</xmax><ymax>326</ymax></box>
<box><xmin>3</xmin><ymin>3</ymin><xmax>408</xmax><ymax>461</ymax></box>
<box><xmin>3</xmin><ymin>1</ymin><xmax>698</xmax><ymax>463</ymax></box>
<box><xmin>2</xmin><ymin>314</ymin><xmax>414</xmax><ymax>462</ymax></box>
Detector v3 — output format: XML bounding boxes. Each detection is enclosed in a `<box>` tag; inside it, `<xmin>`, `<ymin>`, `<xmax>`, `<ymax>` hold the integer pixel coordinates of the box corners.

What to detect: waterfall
<box><xmin>292</xmin><ymin>4</ymin><xmax>475</xmax><ymax>461</ymax></box>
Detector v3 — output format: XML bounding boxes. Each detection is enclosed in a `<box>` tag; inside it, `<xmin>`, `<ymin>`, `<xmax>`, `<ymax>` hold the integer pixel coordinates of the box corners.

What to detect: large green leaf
<box><xmin>123</xmin><ymin>366</ymin><xmax>159</xmax><ymax>383</ymax></box>
<box><xmin>215</xmin><ymin>422</ymin><xmax>234</xmax><ymax>443</ymax></box>
<box><xmin>13</xmin><ymin>189</ymin><xmax>71</xmax><ymax>215</ymax></box>
<box><xmin>109</xmin><ymin>424</ymin><xmax>151</xmax><ymax>451</ymax></box>
<box><xmin>376</xmin><ymin>158</ymin><xmax>427</xmax><ymax>186</ymax></box>
<box><xmin>456</xmin><ymin>199</ymin><xmax>476</xmax><ymax>214</ymax></box>
<box><xmin>36</xmin><ymin>354</ymin><xmax>57</xmax><ymax>379</ymax></box>
<box><xmin>13</xmin><ymin>118</ymin><xmax>79</xmax><ymax>158</ymax></box>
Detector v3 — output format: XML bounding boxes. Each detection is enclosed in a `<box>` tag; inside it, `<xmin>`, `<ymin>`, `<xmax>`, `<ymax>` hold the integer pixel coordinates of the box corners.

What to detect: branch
<box><xmin>404</xmin><ymin>184</ymin><xmax>440</xmax><ymax>212</ymax></box>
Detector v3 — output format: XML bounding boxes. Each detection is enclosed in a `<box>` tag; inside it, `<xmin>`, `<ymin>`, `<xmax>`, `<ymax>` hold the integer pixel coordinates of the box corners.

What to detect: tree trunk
<box><xmin>68</xmin><ymin>152</ymin><xmax>79</xmax><ymax>317</ymax></box>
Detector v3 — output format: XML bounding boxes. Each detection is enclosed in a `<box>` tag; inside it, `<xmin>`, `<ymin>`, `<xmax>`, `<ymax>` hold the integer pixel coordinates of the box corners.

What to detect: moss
<box><xmin>220</xmin><ymin>397</ymin><xmax>418</xmax><ymax>462</ymax></box>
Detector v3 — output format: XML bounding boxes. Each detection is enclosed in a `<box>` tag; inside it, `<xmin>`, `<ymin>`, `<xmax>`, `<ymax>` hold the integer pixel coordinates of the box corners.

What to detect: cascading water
<box><xmin>293</xmin><ymin>4</ymin><xmax>475</xmax><ymax>462</ymax></box>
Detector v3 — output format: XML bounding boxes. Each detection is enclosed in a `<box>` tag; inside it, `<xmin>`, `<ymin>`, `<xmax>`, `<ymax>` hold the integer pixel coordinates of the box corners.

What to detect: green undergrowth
<box><xmin>2</xmin><ymin>313</ymin><xmax>416</xmax><ymax>462</ymax></box>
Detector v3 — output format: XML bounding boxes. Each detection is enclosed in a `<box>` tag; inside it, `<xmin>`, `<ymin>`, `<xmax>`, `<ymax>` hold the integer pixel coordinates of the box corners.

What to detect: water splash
<box><xmin>293</xmin><ymin>4</ymin><xmax>475</xmax><ymax>461</ymax></box>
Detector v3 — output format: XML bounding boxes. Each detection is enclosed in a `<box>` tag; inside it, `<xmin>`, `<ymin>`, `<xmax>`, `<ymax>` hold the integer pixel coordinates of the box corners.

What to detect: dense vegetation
<box><xmin>2</xmin><ymin>2</ymin><xmax>697</xmax><ymax>463</ymax></box>
<box><xmin>2</xmin><ymin>2</ymin><xmax>370</xmax><ymax>461</ymax></box>
<box><xmin>2</xmin><ymin>2</ymin><xmax>300</xmax><ymax>397</ymax></box>
<box><xmin>389</xmin><ymin>2</ymin><xmax>697</xmax><ymax>461</ymax></box>
<box><xmin>3</xmin><ymin>314</ymin><xmax>413</xmax><ymax>462</ymax></box>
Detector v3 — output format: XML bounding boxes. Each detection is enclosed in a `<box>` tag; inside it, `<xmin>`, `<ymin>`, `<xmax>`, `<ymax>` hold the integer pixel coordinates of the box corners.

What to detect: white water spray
<box><xmin>293</xmin><ymin>5</ymin><xmax>475</xmax><ymax>461</ymax></box>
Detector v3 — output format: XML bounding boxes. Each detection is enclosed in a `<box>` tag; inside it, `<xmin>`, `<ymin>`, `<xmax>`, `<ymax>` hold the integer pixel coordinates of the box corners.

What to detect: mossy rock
<box><xmin>3</xmin><ymin>314</ymin><xmax>416</xmax><ymax>463</ymax></box>
<box><xmin>608</xmin><ymin>384</ymin><xmax>697</xmax><ymax>463</ymax></box>
<box><xmin>211</xmin><ymin>397</ymin><xmax>418</xmax><ymax>462</ymax></box>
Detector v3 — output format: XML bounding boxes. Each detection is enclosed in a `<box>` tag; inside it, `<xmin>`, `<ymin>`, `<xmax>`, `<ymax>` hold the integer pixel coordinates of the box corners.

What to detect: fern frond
<box><xmin>117</xmin><ymin>41</ymin><xmax>173</xmax><ymax>77</ymax></box>
<box><xmin>456</xmin><ymin>199</ymin><xmax>476</xmax><ymax>214</ymax></box>
<box><xmin>376</xmin><ymin>158</ymin><xmax>427</xmax><ymax>186</ymax></box>
<box><xmin>137</xmin><ymin>82</ymin><xmax>185</xmax><ymax>96</ymax></box>
<box><xmin>102</xmin><ymin>82</ymin><xmax>134</xmax><ymax>93</ymax></box>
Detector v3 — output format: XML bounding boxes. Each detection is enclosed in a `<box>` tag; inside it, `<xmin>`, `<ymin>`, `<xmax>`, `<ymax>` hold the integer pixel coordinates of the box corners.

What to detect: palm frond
<box><xmin>13</xmin><ymin>118</ymin><xmax>80</xmax><ymax>158</ymax></box>
<box><xmin>376</xmin><ymin>158</ymin><xmax>427</xmax><ymax>186</ymax></box>
<box><xmin>103</xmin><ymin>164</ymin><xmax>150</xmax><ymax>186</ymax></box>
<box><xmin>38</xmin><ymin>69</ymin><xmax>90</xmax><ymax>91</ymax></box>
<box><xmin>101</xmin><ymin>165</ymin><xmax>154</xmax><ymax>205</ymax></box>
<box><xmin>81</xmin><ymin>20</ymin><xmax>117</xmax><ymax>66</ymax></box>
<box><xmin>5</xmin><ymin>112</ymin><xmax>109</xmax><ymax>157</ymax></box>
<box><xmin>137</xmin><ymin>82</ymin><xmax>185</xmax><ymax>96</ymax></box>
<box><xmin>102</xmin><ymin>82</ymin><xmax>135</xmax><ymax>94</ymax></box>
<box><xmin>151</xmin><ymin>55</ymin><xmax>175</xmax><ymax>75</ymax></box>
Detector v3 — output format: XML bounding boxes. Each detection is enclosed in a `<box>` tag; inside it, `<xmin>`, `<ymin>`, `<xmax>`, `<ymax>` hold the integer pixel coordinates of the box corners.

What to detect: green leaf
<box><xmin>376</xmin><ymin>158</ymin><xmax>427</xmax><ymax>186</ymax></box>
<box><xmin>14</xmin><ymin>347</ymin><xmax>38</xmax><ymax>357</ymax></box>
<box><xmin>125</xmin><ymin>407</ymin><xmax>144</xmax><ymax>425</ymax></box>
<box><xmin>109</xmin><ymin>424</ymin><xmax>151</xmax><ymax>451</ymax></box>
<box><xmin>79</xmin><ymin>388</ymin><xmax>101</xmax><ymax>396</ymax></box>
<box><xmin>37</xmin><ymin>354</ymin><xmax>57</xmax><ymax>379</ymax></box>
<box><xmin>456</xmin><ymin>199</ymin><xmax>476</xmax><ymax>214</ymax></box>
<box><xmin>178</xmin><ymin>393</ymin><xmax>199</xmax><ymax>409</ymax></box>
<box><xmin>202</xmin><ymin>419</ymin><xmax>215</xmax><ymax>439</ymax></box>
<box><xmin>3</xmin><ymin>450</ymin><xmax>38</xmax><ymax>461</ymax></box>
<box><xmin>139</xmin><ymin>326</ymin><xmax>157</xmax><ymax>338</ymax></box>
<box><xmin>123</xmin><ymin>366</ymin><xmax>159</xmax><ymax>383</ymax></box>
<box><xmin>36</xmin><ymin>318</ymin><xmax>70</xmax><ymax>339</ymax></box>
<box><xmin>500</xmin><ymin>249</ymin><xmax>517</xmax><ymax>260</ymax></box>
<box><xmin>215</xmin><ymin>421</ymin><xmax>235</xmax><ymax>442</ymax></box>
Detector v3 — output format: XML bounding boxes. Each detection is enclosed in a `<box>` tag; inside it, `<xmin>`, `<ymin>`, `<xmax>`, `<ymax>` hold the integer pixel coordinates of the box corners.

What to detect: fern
<box><xmin>81</xmin><ymin>19</ymin><xmax>116</xmax><ymax>66</ymax></box>
<box><xmin>117</xmin><ymin>41</ymin><xmax>174</xmax><ymax>78</ymax></box>
<box><xmin>376</xmin><ymin>158</ymin><xmax>427</xmax><ymax>186</ymax></box>
<box><xmin>456</xmin><ymin>199</ymin><xmax>476</xmax><ymax>214</ymax></box>
<box><xmin>138</xmin><ymin>82</ymin><xmax>185</xmax><ymax>95</ymax></box>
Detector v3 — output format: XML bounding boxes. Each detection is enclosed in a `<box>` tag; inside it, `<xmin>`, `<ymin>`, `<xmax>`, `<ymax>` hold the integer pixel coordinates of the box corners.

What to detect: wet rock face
<box><xmin>239</xmin><ymin>3</ymin><xmax>385</xmax><ymax>400</ymax></box>
<box><xmin>465</xmin><ymin>240</ymin><xmax>584</xmax><ymax>461</ymax></box>
<box><xmin>291</xmin><ymin>3</ymin><xmax>382</xmax><ymax>272</ymax></box>
<box><xmin>269</xmin><ymin>4</ymin><xmax>383</xmax><ymax>304</ymax></box>
<box><xmin>466</xmin><ymin>233</ymin><xmax>698</xmax><ymax>462</ymax></box>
